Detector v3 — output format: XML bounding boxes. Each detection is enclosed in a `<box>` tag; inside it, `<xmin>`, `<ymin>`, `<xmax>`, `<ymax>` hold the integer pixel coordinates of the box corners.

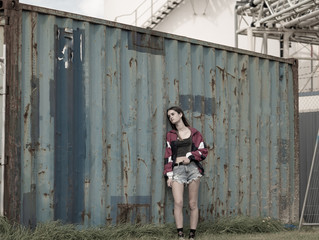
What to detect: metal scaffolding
<box><xmin>235</xmin><ymin>0</ymin><xmax>319</xmax><ymax>57</ymax></box>
<box><xmin>235</xmin><ymin>0</ymin><xmax>319</xmax><ymax>95</ymax></box>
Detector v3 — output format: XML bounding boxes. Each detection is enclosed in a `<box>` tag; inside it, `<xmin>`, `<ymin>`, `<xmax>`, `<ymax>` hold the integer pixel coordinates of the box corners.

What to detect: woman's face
<box><xmin>167</xmin><ymin>109</ymin><xmax>182</xmax><ymax>125</ymax></box>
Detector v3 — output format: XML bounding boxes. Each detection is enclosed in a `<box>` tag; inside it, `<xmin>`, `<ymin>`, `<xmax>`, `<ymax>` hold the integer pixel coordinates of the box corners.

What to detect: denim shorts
<box><xmin>172</xmin><ymin>161</ymin><xmax>202</xmax><ymax>185</ymax></box>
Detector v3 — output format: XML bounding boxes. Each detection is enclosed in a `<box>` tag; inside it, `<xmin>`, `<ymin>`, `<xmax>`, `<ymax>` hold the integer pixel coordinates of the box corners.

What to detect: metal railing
<box><xmin>114</xmin><ymin>0</ymin><xmax>182</xmax><ymax>28</ymax></box>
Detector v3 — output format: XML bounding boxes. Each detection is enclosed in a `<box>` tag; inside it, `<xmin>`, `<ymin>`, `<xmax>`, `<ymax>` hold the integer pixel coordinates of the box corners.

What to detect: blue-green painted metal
<box><xmin>4</xmin><ymin>1</ymin><xmax>299</xmax><ymax>227</ymax></box>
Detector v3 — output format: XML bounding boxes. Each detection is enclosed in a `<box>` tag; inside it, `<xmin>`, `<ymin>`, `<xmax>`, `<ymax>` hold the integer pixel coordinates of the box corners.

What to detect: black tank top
<box><xmin>176</xmin><ymin>136</ymin><xmax>192</xmax><ymax>157</ymax></box>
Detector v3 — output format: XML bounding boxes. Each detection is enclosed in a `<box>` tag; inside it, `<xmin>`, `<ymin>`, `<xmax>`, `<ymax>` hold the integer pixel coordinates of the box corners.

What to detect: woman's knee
<box><xmin>174</xmin><ymin>199</ymin><xmax>183</xmax><ymax>208</ymax></box>
<box><xmin>189</xmin><ymin>200</ymin><xmax>198</xmax><ymax>210</ymax></box>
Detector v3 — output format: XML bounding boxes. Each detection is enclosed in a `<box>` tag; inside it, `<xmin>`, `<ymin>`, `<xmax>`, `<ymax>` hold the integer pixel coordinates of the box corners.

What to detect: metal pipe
<box><xmin>311</xmin><ymin>44</ymin><xmax>313</xmax><ymax>92</ymax></box>
<box><xmin>255</xmin><ymin>0</ymin><xmax>314</xmax><ymax>25</ymax></box>
<box><xmin>293</xmin><ymin>57</ymin><xmax>319</xmax><ymax>60</ymax></box>
<box><xmin>237</xmin><ymin>0</ymin><xmax>318</xmax><ymax>25</ymax></box>
<box><xmin>299</xmin><ymin>16</ymin><xmax>319</xmax><ymax>27</ymax></box>
<box><xmin>283</xmin><ymin>9</ymin><xmax>319</xmax><ymax>27</ymax></box>
<box><xmin>234</xmin><ymin>3</ymin><xmax>239</xmax><ymax>48</ymax></box>
<box><xmin>236</xmin><ymin>0</ymin><xmax>279</xmax><ymax>15</ymax></box>
<box><xmin>248</xmin><ymin>0</ymin><xmax>314</xmax><ymax>18</ymax></box>
<box><xmin>236</xmin><ymin>0</ymin><xmax>264</xmax><ymax>14</ymax></box>
<box><xmin>0</xmin><ymin>44</ymin><xmax>6</xmax><ymax>216</ymax></box>
<box><xmin>259</xmin><ymin>0</ymin><xmax>312</xmax><ymax>19</ymax></box>
<box><xmin>262</xmin><ymin>32</ymin><xmax>268</xmax><ymax>54</ymax></box>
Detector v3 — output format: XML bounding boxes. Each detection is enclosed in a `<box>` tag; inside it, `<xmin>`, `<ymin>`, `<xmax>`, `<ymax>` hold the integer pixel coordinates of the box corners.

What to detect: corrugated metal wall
<box><xmin>299</xmin><ymin>111</ymin><xmax>319</xmax><ymax>217</ymax></box>
<box><xmin>3</xmin><ymin>2</ymin><xmax>299</xmax><ymax>227</ymax></box>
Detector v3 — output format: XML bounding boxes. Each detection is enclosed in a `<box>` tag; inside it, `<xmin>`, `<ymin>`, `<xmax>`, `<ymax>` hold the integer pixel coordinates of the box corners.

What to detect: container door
<box><xmin>0</xmin><ymin>17</ymin><xmax>6</xmax><ymax>216</ymax></box>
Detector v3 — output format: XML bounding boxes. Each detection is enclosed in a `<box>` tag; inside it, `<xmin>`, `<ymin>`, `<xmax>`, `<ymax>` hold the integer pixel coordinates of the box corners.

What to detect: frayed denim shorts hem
<box><xmin>172</xmin><ymin>161</ymin><xmax>202</xmax><ymax>185</ymax></box>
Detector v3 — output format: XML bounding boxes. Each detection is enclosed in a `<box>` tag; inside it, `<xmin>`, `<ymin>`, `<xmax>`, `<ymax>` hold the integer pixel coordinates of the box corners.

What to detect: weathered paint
<box><xmin>299</xmin><ymin>112</ymin><xmax>319</xmax><ymax>220</ymax></box>
<box><xmin>3</xmin><ymin>0</ymin><xmax>299</xmax><ymax>227</ymax></box>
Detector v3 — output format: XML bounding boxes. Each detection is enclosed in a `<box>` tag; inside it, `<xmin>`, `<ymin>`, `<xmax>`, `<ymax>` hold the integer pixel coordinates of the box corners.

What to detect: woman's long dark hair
<box><xmin>167</xmin><ymin>106</ymin><xmax>190</xmax><ymax>130</ymax></box>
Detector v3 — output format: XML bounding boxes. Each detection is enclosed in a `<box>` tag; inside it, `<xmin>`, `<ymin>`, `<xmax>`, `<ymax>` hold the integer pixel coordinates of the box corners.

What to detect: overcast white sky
<box><xmin>20</xmin><ymin>0</ymin><xmax>105</xmax><ymax>18</ymax></box>
<box><xmin>20</xmin><ymin>0</ymin><xmax>145</xmax><ymax>21</ymax></box>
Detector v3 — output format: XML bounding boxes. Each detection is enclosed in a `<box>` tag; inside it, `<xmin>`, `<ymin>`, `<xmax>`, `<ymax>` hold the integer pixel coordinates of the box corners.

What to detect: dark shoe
<box><xmin>178</xmin><ymin>231</ymin><xmax>185</xmax><ymax>240</ymax></box>
<box><xmin>189</xmin><ymin>232</ymin><xmax>195</xmax><ymax>240</ymax></box>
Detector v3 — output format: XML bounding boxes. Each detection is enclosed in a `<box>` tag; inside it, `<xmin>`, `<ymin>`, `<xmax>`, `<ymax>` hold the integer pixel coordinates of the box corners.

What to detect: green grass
<box><xmin>0</xmin><ymin>216</ymin><xmax>317</xmax><ymax>240</ymax></box>
<box><xmin>198</xmin><ymin>216</ymin><xmax>286</xmax><ymax>234</ymax></box>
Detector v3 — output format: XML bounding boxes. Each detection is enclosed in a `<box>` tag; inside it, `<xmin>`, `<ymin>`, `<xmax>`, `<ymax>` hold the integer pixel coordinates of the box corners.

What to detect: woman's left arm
<box><xmin>186</xmin><ymin>132</ymin><xmax>208</xmax><ymax>162</ymax></box>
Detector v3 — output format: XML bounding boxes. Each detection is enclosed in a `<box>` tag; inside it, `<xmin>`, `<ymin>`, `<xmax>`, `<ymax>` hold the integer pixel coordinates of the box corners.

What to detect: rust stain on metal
<box><xmin>157</xmin><ymin>201</ymin><xmax>164</xmax><ymax>212</ymax></box>
<box><xmin>27</xmin><ymin>142</ymin><xmax>40</xmax><ymax>153</ymax></box>
<box><xmin>137</xmin><ymin>157</ymin><xmax>147</xmax><ymax>168</ymax></box>
<box><xmin>209</xmin><ymin>204</ymin><xmax>214</xmax><ymax>214</ymax></box>
<box><xmin>241</xmin><ymin>65</ymin><xmax>247</xmax><ymax>74</ymax></box>
<box><xmin>81</xmin><ymin>211</ymin><xmax>91</xmax><ymax>222</ymax></box>
<box><xmin>224</xmin><ymin>164</ymin><xmax>228</xmax><ymax>171</ymax></box>
<box><xmin>211</xmin><ymin>77</ymin><xmax>215</xmax><ymax>93</ymax></box>
<box><xmin>102</xmin><ymin>157</ymin><xmax>107</xmax><ymax>172</ymax></box>
<box><xmin>124</xmin><ymin>193</ymin><xmax>128</xmax><ymax>204</ymax></box>
<box><xmin>106</xmin><ymin>73</ymin><xmax>112</xmax><ymax>86</ymax></box>
<box><xmin>129</xmin><ymin>57</ymin><xmax>137</xmax><ymax>68</ymax></box>
<box><xmin>157</xmin><ymin>201</ymin><xmax>164</xmax><ymax>222</ymax></box>
<box><xmin>4</xmin><ymin>9</ymin><xmax>24</xmax><ymax>217</ymax></box>
<box><xmin>106</xmin><ymin>144</ymin><xmax>111</xmax><ymax>163</ymax></box>
<box><xmin>106</xmin><ymin>215</ymin><xmax>112</xmax><ymax>225</ymax></box>
<box><xmin>124</xmin><ymin>167</ymin><xmax>128</xmax><ymax>189</ymax></box>
<box><xmin>116</xmin><ymin>203</ymin><xmax>151</xmax><ymax>224</ymax></box>
<box><xmin>23</xmin><ymin>104</ymin><xmax>30</xmax><ymax>123</ymax></box>
<box><xmin>217</xmin><ymin>66</ymin><xmax>236</xmax><ymax>82</ymax></box>
<box><xmin>43</xmin><ymin>192</ymin><xmax>51</xmax><ymax>197</ymax></box>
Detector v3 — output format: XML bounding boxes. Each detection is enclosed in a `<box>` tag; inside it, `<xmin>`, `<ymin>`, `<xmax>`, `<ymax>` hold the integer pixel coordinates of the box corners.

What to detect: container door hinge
<box><xmin>0</xmin><ymin>156</ymin><xmax>8</xmax><ymax>166</ymax></box>
<box><xmin>0</xmin><ymin>0</ymin><xmax>20</xmax><ymax>11</ymax></box>
<box><xmin>0</xmin><ymin>17</ymin><xmax>9</xmax><ymax>26</ymax></box>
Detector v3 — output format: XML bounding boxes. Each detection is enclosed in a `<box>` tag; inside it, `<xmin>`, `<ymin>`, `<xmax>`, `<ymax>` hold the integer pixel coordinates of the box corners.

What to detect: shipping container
<box><xmin>0</xmin><ymin>0</ymin><xmax>299</xmax><ymax>227</ymax></box>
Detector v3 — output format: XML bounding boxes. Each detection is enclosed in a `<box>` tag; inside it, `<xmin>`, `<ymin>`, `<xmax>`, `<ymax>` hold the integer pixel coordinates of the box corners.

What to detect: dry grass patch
<box><xmin>0</xmin><ymin>216</ymin><xmax>305</xmax><ymax>240</ymax></box>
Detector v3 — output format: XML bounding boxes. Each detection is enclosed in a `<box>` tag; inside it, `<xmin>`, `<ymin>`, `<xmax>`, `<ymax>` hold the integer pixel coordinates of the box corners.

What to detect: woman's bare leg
<box><xmin>172</xmin><ymin>181</ymin><xmax>184</xmax><ymax>228</ymax></box>
<box><xmin>188</xmin><ymin>179</ymin><xmax>200</xmax><ymax>229</ymax></box>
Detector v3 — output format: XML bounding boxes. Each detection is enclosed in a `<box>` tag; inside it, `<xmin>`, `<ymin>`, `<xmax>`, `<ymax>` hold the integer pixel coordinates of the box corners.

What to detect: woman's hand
<box><xmin>176</xmin><ymin>156</ymin><xmax>190</xmax><ymax>164</ymax></box>
<box><xmin>167</xmin><ymin>178</ymin><xmax>173</xmax><ymax>188</ymax></box>
<box><xmin>183</xmin><ymin>157</ymin><xmax>190</xmax><ymax>164</ymax></box>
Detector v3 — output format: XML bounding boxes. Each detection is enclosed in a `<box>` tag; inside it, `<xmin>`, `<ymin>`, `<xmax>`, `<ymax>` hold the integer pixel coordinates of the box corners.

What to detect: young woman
<box><xmin>164</xmin><ymin>106</ymin><xmax>208</xmax><ymax>240</ymax></box>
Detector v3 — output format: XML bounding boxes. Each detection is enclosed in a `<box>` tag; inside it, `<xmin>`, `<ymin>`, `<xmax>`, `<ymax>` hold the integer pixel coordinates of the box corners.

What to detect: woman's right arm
<box><xmin>163</xmin><ymin>132</ymin><xmax>173</xmax><ymax>179</ymax></box>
